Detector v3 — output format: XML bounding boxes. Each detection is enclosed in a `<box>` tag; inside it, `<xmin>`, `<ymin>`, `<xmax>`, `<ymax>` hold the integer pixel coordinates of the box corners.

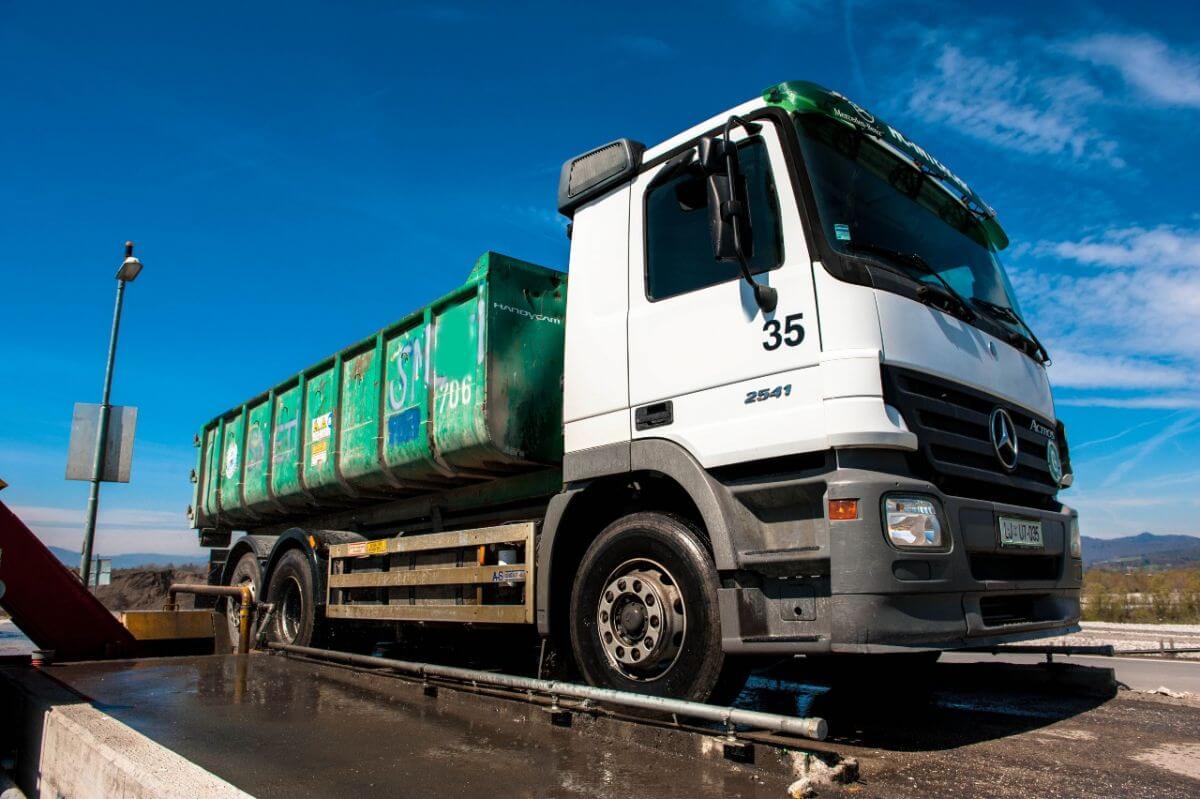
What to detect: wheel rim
<box><xmin>277</xmin><ymin>576</ymin><xmax>304</xmax><ymax>643</ymax></box>
<box><xmin>595</xmin><ymin>557</ymin><xmax>686</xmax><ymax>682</ymax></box>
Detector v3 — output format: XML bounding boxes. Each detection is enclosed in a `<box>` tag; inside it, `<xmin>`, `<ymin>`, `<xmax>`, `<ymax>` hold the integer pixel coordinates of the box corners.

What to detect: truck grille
<box><xmin>979</xmin><ymin>594</ymin><xmax>1054</xmax><ymax>627</ymax></box>
<box><xmin>883</xmin><ymin>366</ymin><xmax>1063</xmax><ymax>498</ymax></box>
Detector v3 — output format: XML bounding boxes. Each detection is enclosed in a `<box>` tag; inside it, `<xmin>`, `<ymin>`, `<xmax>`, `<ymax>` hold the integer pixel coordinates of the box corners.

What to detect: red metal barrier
<box><xmin>0</xmin><ymin>500</ymin><xmax>137</xmax><ymax>660</ymax></box>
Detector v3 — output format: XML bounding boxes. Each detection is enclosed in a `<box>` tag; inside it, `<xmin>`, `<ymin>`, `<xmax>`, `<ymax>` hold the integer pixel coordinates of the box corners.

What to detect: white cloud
<box><xmin>1014</xmin><ymin>223</ymin><xmax>1200</xmax><ymax>407</ymax></box>
<box><xmin>908</xmin><ymin>44</ymin><xmax>1124</xmax><ymax>167</ymax></box>
<box><xmin>13</xmin><ymin>505</ymin><xmax>184</xmax><ymax>528</ymax></box>
<box><xmin>8</xmin><ymin>504</ymin><xmax>200</xmax><ymax>556</ymax></box>
<box><xmin>764</xmin><ymin>0</ymin><xmax>829</xmax><ymax>17</ymax></box>
<box><xmin>1067</xmin><ymin>33</ymin><xmax>1200</xmax><ymax>109</ymax></box>
<box><xmin>1058</xmin><ymin>395</ymin><xmax>1200</xmax><ymax>410</ymax></box>
<box><xmin>1047</xmin><ymin>349</ymin><xmax>1191</xmax><ymax>391</ymax></box>
<box><xmin>1072</xmin><ymin>412</ymin><xmax>1190</xmax><ymax>449</ymax></box>
<box><xmin>1047</xmin><ymin>225</ymin><xmax>1200</xmax><ymax>269</ymax></box>
<box><xmin>1065</xmin><ymin>413</ymin><xmax>1200</xmax><ymax>534</ymax></box>
<box><xmin>613</xmin><ymin>34</ymin><xmax>674</xmax><ymax>59</ymax></box>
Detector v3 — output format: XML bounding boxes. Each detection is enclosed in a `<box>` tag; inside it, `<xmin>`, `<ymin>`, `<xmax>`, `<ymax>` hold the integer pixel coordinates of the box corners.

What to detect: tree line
<box><xmin>1083</xmin><ymin>566</ymin><xmax>1200</xmax><ymax>623</ymax></box>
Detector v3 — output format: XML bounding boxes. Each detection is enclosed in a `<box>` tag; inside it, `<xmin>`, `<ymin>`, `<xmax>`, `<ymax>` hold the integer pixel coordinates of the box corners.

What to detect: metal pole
<box><xmin>271</xmin><ymin>642</ymin><xmax>828</xmax><ymax>740</ymax></box>
<box><xmin>79</xmin><ymin>277</ymin><xmax>127</xmax><ymax>586</ymax></box>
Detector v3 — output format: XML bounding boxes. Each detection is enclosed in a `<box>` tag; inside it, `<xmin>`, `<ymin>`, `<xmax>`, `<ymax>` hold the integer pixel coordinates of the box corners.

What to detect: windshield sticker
<box><xmin>834</xmin><ymin>223</ymin><xmax>851</xmax><ymax>241</ymax></box>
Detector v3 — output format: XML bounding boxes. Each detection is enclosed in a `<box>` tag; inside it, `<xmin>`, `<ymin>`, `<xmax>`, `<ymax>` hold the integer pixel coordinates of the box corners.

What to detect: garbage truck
<box><xmin>190</xmin><ymin>80</ymin><xmax>1082</xmax><ymax>701</ymax></box>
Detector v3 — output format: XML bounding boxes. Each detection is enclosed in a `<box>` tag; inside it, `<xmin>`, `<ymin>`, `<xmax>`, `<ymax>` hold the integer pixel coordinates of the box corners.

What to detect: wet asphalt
<box><xmin>38</xmin><ymin>652</ymin><xmax>1200</xmax><ymax>798</ymax></box>
<box><xmin>46</xmin><ymin>654</ymin><xmax>797</xmax><ymax>798</ymax></box>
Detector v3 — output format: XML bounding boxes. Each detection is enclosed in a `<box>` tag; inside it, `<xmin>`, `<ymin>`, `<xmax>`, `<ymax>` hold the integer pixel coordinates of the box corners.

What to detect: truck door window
<box><xmin>645</xmin><ymin>137</ymin><xmax>783</xmax><ymax>301</ymax></box>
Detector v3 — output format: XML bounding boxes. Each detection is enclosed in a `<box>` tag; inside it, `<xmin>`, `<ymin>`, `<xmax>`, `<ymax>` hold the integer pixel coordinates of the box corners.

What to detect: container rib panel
<box><xmin>194</xmin><ymin>252</ymin><xmax>566</xmax><ymax>529</ymax></box>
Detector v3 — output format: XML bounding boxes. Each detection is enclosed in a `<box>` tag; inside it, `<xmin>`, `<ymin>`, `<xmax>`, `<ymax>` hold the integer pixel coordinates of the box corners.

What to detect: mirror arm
<box><xmin>724</xmin><ymin>115</ymin><xmax>762</xmax><ymax>139</ymax></box>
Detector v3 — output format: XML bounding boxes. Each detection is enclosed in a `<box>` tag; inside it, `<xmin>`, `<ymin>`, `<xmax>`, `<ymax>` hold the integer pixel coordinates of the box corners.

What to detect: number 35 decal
<box><xmin>762</xmin><ymin>313</ymin><xmax>805</xmax><ymax>351</ymax></box>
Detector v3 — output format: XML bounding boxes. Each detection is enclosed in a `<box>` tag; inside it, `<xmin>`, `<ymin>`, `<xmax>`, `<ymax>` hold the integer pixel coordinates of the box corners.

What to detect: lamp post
<box><xmin>79</xmin><ymin>242</ymin><xmax>143</xmax><ymax>586</ymax></box>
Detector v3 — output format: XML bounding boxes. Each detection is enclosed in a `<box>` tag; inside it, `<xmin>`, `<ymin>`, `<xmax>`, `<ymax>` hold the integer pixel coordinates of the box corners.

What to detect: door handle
<box><xmin>635</xmin><ymin>401</ymin><xmax>673</xmax><ymax>431</ymax></box>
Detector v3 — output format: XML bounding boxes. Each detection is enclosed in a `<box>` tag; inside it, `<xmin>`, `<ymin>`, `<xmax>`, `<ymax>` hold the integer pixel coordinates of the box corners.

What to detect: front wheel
<box><xmin>569</xmin><ymin>512</ymin><xmax>741</xmax><ymax>702</ymax></box>
<box><xmin>265</xmin><ymin>549</ymin><xmax>322</xmax><ymax>647</ymax></box>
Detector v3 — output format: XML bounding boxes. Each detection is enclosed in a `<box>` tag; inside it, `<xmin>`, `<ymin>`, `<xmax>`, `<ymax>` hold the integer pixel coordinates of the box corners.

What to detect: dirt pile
<box><xmin>94</xmin><ymin>566</ymin><xmax>208</xmax><ymax>611</ymax></box>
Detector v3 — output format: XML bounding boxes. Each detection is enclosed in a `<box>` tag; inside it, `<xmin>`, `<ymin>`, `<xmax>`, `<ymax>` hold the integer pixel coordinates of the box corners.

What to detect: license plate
<box><xmin>998</xmin><ymin>516</ymin><xmax>1043</xmax><ymax>548</ymax></box>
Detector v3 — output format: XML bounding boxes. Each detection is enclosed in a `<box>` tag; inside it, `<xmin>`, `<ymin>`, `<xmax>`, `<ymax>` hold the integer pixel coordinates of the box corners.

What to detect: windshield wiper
<box><xmin>970</xmin><ymin>298</ymin><xmax>1051</xmax><ymax>364</ymax></box>
<box><xmin>844</xmin><ymin>242</ymin><xmax>977</xmax><ymax>322</ymax></box>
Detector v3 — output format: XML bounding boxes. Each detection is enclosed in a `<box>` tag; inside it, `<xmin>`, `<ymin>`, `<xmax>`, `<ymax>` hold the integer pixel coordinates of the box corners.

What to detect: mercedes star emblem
<box><xmin>989</xmin><ymin>408</ymin><xmax>1019</xmax><ymax>471</ymax></box>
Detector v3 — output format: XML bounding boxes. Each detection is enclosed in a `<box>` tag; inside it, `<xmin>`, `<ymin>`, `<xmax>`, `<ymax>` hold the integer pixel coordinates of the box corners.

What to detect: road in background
<box><xmin>942</xmin><ymin>651</ymin><xmax>1200</xmax><ymax>694</ymax></box>
<box><xmin>0</xmin><ymin>620</ymin><xmax>32</xmax><ymax>656</ymax></box>
<box><xmin>1044</xmin><ymin>621</ymin><xmax>1200</xmax><ymax>660</ymax></box>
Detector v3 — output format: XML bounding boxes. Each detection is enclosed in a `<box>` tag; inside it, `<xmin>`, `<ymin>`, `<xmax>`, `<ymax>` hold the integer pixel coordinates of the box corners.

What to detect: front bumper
<box><xmin>718</xmin><ymin>459</ymin><xmax>1082</xmax><ymax>654</ymax></box>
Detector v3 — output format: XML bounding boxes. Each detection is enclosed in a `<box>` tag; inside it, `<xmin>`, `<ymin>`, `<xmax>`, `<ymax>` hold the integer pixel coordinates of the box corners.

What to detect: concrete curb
<box><xmin>0</xmin><ymin>667</ymin><xmax>252</xmax><ymax>799</ymax></box>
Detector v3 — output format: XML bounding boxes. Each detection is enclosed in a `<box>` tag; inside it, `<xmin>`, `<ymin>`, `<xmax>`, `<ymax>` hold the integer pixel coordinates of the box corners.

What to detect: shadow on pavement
<box><xmin>737</xmin><ymin>656</ymin><xmax>1113</xmax><ymax>752</ymax></box>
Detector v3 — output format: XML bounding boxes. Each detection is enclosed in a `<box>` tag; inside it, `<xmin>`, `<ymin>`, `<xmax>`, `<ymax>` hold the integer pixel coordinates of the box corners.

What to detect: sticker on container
<box><xmin>345</xmin><ymin>542</ymin><xmax>368</xmax><ymax>557</ymax></box>
<box><xmin>386</xmin><ymin>407</ymin><xmax>421</xmax><ymax>447</ymax></box>
<box><xmin>366</xmin><ymin>539</ymin><xmax>389</xmax><ymax>556</ymax></box>
<box><xmin>492</xmin><ymin>569</ymin><xmax>527</xmax><ymax>582</ymax></box>
<box><xmin>224</xmin><ymin>441</ymin><xmax>239</xmax><ymax>479</ymax></box>
<box><xmin>834</xmin><ymin>223</ymin><xmax>852</xmax><ymax>241</ymax></box>
<box><xmin>310</xmin><ymin>438</ymin><xmax>328</xmax><ymax>468</ymax></box>
<box><xmin>311</xmin><ymin>412</ymin><xmax>333</xmax><ymax>441</ymax></box>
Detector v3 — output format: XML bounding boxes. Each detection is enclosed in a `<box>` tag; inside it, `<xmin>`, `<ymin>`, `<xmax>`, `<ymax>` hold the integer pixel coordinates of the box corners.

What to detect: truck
<box><xmin>190</xmin><ymin>79</ymin><xmax>1082</xmax><ymax>702</ymax></box>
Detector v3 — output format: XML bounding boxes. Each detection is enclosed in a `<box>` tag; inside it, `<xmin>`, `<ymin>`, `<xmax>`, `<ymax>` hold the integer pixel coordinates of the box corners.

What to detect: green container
<box><xmin>193</xmin><ymin>252</ymin><xmax>567</xmax><ymax>528</ymax></box>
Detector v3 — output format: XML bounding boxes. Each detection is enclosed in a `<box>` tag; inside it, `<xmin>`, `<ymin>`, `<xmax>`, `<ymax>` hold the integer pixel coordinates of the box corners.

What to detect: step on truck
<box><xmin>191</xmin><ymin>80</ymin><xmax>1083</xmax><ymax>701</ymax></box>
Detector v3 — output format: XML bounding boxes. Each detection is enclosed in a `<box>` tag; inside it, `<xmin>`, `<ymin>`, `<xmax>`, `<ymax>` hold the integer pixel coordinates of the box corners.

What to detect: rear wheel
<box><xmin>224</xmin><ymin>552</ymin><xmax>261</xmax><ymax>653</ymax></box>
<box><xmin>569</xmin><ymin>512</ymin><xmax>742</xmax><ymax>702</ymax></box>
<box><xmin>266</xmin><ymin>549</ymin><xmax>321</xmax><ymax>647</ymax></box>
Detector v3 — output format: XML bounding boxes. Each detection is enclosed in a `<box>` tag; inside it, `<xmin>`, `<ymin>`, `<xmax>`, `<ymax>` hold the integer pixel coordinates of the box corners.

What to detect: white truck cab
<box><xmin>550</xmin><ymin>79</ymin><xmax>1080</xmax><ymax>683</ymax></box>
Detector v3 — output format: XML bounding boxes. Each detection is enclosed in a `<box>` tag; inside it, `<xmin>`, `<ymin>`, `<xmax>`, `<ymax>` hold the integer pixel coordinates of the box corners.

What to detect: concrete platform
<box><xmin>2</xmin><ymin>654</ymin><xmax>823</xmax><ymax>798</ymax></box>
<box><xmin>0</xmin><ymin>660</ymin><xmax>250</xmax><ymax>798</ymax></box>
<box><xmin>3</xmin><ymin>650</ymin><xmax>1199</xmax><ymax>798</ymax></box>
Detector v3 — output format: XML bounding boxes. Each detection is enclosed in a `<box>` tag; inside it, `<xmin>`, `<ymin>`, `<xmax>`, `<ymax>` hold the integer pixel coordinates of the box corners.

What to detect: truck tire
<box><xmin>224</xmin><ymin>552</ymin><xmax>262</xmax><ymax>653</ymax></box>
<box><xmin>265</xmin><ymin>549</ymin><xmax>321</xmax><ymax>647</ymax></box>
<box><xmin>569</xmin><ymin>512</ymin><xmax>737</xmax><ymax>702</ymax></box>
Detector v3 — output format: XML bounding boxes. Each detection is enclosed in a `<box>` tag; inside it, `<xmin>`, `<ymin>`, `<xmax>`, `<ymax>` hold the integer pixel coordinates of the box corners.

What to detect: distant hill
<box><xmin>47</xmin><ymin>545</ymin><xmax>206</xmax><ymax>570</ymax></box>
<box><xmin>1083</xmin><ymin>532</ymin><xmax>1200</xmax><ymax>569</ymax></box>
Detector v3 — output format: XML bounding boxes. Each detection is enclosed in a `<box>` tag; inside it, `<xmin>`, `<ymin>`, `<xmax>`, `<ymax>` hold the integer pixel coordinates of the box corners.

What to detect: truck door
<box><xmin>627</xmin><ymin>118</ymin><xmax>822</xmax><ymax>468</ymax></box>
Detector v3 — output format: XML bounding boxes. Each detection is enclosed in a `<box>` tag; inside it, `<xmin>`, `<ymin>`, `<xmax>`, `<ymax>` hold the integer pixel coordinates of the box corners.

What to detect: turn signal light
<box><xmin>828</xmin><ymin>499</ymin><xmax>859</xmax><ymax>521</ymax></box>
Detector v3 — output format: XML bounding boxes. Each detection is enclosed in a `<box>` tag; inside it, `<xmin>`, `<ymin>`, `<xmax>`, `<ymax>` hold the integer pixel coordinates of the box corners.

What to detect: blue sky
<box><xmin>2</xmin><ymin>1</ymin><xmax>1198</xmax><ymax>556</ymax></box>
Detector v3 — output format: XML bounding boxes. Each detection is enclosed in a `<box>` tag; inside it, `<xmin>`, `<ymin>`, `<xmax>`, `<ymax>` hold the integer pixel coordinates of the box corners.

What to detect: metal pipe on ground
<box><xmin>270</xmin><ymin>642</ymin><xmax>827</xmax><ymax>741</ymax></box>
<box><xmin>166</xmin><ymin>584</ymin><xmax>253</xmax><ymax>655</ymax></box>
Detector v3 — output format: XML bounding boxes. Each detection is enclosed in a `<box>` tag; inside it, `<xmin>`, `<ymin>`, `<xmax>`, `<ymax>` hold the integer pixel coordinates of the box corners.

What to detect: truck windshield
<box><xmin>793</xmin><ymin>112</ymin><xmax>1026</xmax><ymax>321</ymax></box>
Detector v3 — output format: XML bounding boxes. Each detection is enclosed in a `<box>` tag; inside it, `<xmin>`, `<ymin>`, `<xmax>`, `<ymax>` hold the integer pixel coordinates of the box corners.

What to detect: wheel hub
<box><xmin>618</xmin><ymin>602</ymin><xmax>646</xmax><ymax>637</ymax></box>
<box><xmin>596</xmin><ymin>559</ymin><xmax>687</xmax><ymax>681</ymax></box>
<box><xmin>278</xmin><ymin>576</ymin><xmax>303</xmax><ymax>644</ymax></box>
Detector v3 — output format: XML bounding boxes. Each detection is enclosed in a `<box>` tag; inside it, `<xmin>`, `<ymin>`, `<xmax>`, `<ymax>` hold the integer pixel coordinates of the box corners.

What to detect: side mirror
<box><xmin>697</xmin><ymin>136</ymin><xmax>753</xmax><ymax>263</ymax></box>
<box><xmin>704</xmin><ymin>173</ymin><xmax>743</xmax><ymax>261</ymax></box>
<box><xmin>697</xmin><ymin>130</ymin><xmax>776</xmax><ymax>313</ymax></box>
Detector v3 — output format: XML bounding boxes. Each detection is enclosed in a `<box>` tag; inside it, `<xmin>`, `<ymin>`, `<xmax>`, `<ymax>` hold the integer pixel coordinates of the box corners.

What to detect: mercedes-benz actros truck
<box><xmin>190</xmin><ymin>80</ymin><xmax>1082</xmax><ymax>701</ymax></box>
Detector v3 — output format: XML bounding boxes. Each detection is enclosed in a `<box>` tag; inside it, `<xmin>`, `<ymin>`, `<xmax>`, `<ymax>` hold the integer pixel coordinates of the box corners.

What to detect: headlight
<box><xmin>883</xmin><ymin>496</ymin><xmax>945</xmax><ymax>549</ymax></box>
<box><xmin>1069</xmin><ymin>516</ymin><xmax>1081</xmax><ymax>559</ymax></box>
